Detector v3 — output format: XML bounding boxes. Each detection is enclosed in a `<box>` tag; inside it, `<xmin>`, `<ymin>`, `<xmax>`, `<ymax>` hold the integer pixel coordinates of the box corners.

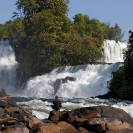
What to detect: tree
<box><xmin>9</xmin><ymin>0</ymin><xmax>124</xmax><ymax>84</ymax></box>
<box><xmin>21</xmin><ymin>10</ymin><xmax>64</xmax><ymax>75</ymax></box>
<box><xmin>5</xmin><ymin>19</ymin><xmax>26</xmax><ymax>62</ymax></box>
<box><xmin>0</xmin><ymin>24</ymin><xmax>9</xmax><ymax>38</ymax></box>
<box><xmin>123</xmin><ymin>31</ymin><xmax>133</xmax><ymax>82</ymax></box>
<box><xmin>124</xmin><ymin>31</ymin><xmax>133</xmax><ymax>62</ymax></box>
<box><xmin>12</xmin><ymin>0</ymin><xmax>72</xmax><ymax>78</ymax></box>
<box><xmin>73</xmin><ymin>14</ymin><xmax>93</xmax><ymax>36</ymax></box>
<box><xmin>113</xmin><ymin>23</ymin><xmax>124</xmax><ymax>41</ymax></box>
<box><xmin>15</xmin><ymin>0</ymin><xmax>69</xmax><ymax>18</ymax></box>
<box><xmin>90</xmin><ymin>19</ymin><xmax>104</xmax><ymax>39</ymax></box>
<box><xmin>73</xmin><ymin>14</ymin><xmax>88</xmax><ymax>35</ymax></box>
<box><xmin>109</xmin><ymin>31</ymin><xmax>133</xmax><ymax>100</ymax></box>
<box><xmin>102</xmin><ymin>23</ymin><xmax>124</xmax><ymax>41</ymax></box>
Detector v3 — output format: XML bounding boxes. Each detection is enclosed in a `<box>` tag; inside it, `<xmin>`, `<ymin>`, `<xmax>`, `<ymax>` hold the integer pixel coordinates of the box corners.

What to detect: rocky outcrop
<box><xmin>0</xmin><ymin>89</ymin><xmax>44</xmax><ymax>133</ymax></box>
<box><xmin>37</xmin><ymin>121</ymin><xmax>77</xmax><ymax>133</ymax></box>
<box><xmin>0</xmin><ymin>88</ymin><xmax>133</xmax><ymax>133</ymax></box>
<box><xmin>48</xmin><ymin>106</ymin><xmax>133</xmax><ymax>133</ymax></box>
<box><xmin>0</xmin><ymin>88</ymin><xmax>78</xmax><ymax>133</ymax></box>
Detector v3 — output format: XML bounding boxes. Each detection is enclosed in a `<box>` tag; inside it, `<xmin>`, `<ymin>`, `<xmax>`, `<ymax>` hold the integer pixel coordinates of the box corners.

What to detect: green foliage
<box><xmin>73</xmin><ymin>14</ymin><xmax>123</xmax><ymax>41</ymax></box>
<box><xmin>19</xmin><ymin>11</ymin><xmax>63</xmax><ymax>74</ymax></box>
<box><xmin>73</xmin><ymin>14</ymin><xmax>104</xmax><ymax>39</ymax></box>
<box><xmin>13</xmin><ymin>0</ymin><xmax>73</xmax><ymax>77</ymax></box>
<box><xmin>4</xmin><ymin>19</ymin><xmax>26</xmax><ymax>62</ymax></box>
<box><xmin>109</xmin><ymin>66</ymin><xmax>124</xmax><ymax>94</ymax></box>
<box><xmin>73</xmin><ymin>14</ymin><xmax>90</xmax><ymax>35</ymax></box>
<box><xmin>90</xmin><ymin>19</ymin><xmax>104</xmax><ymax>39</ymax></box>
<box><xmin>0</xmin><ymin>24</ymin><xmax>9</xmax><ymax>38</ymax></box>
<box><xmin>109</xmin><ymin>31</ymin><xmax>133</xmax><ymax>100</ymax></box>
<box><xmin>15</xmin><ymin>0</ymin><xmax>69</xmax><ymax>18</ymax></box>
<box><xmin>3</xmin><ymin>0</ymin><xmax>124</xmax><ymax>82</ymax></box>
<box><xmin>124</xmin><ymin>31</ymin><xmax>133</xmax><ymax>62</ymax></box>
<box><xmin>102</xmin><ymin>23</ymin><xmax>124</xmax><ymax>41</ymax></box>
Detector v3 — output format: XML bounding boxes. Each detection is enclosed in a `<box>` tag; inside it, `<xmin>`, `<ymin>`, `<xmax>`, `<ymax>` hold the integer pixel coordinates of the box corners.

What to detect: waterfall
<box><xmin>0</xmin><ymin>39</ymin><xmax>128</xmax><ymax>98</ymax></box>
<box><xmin>0</xmin><ymin>39</ymin><xmax>18</xmax><ymax>95</ymax></box>
<box><xmin>103</xmin><ymin>40</ymin><xmax>128</xmax><ymax>63</ymax></box>
<box><xmin>19</xmin><ymin>63</ymin><xmax>122</xmax><ymax>98</ymax></box>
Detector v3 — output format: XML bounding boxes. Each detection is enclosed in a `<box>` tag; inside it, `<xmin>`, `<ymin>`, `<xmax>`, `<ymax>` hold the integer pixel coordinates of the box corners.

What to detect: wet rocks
<box><xmin>48</xmin><ymin>106</ymin><xmax>133</xmax><ymax>133</ymax></box>
<box><xmin>0</xmin><ymin>88</ymin><xmax>44</xmax><ymax>133</ymax></box>
<box><xmin>0</xmin><ymin>88</ymin><xmax>133</xmax><ymax>133</ymax></box>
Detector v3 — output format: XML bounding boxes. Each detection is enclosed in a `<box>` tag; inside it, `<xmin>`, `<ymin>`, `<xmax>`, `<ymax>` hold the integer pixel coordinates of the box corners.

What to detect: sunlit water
<box><xmin>0</xmin><ymin>39</ymin><xmax>132</xmax><ymax>121</ymax></box>
<box><xmin>13</xmin><ymin>97</ymin><xmax>133</xmax><ymax>121</ymax></box>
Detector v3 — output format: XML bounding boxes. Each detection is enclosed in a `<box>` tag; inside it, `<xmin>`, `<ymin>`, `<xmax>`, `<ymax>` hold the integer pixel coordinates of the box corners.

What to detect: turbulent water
<box><xmin>0</xmin><ymin>39</ymin><xmax>18</xmax><ymax>94</ymax></box>
<box><xmin>1</xmin><ymin>39</ymin><xmax>132</xmax><ymax>121</ymax></box>
<box><xmin>19</xmin><ymin>63</ymin><xmax>122</xmax><ymax>98</ymax></box>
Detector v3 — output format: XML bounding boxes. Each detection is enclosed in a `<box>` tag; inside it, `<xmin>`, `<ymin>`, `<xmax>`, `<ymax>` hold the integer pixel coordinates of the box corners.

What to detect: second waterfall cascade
<box><xmin>18</xmin><ymin>40</ymin><xmax>128</xmax><ymax>98</ymax></box>
<box><xmin>0</xmin><ymin>39</ymin><xmax>128</xmax><ymax>98</ymax></box>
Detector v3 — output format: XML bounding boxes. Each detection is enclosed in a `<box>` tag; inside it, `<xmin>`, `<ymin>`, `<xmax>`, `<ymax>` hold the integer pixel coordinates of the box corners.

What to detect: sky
<box><xmin>0</xmin><ymin>0</ymin><xmax>133</xmax><ymax>42</ymax></box>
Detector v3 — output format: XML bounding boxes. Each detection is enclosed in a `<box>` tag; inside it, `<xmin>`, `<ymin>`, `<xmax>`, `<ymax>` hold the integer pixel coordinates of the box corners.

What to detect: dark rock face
<box><xmin>95</xmin><ymin>91</ymin><xmax>120</xmax><ymax>100</ymax></box>
<box><xmin>55</xmin><ymin>76</ymin><xmax>76</xmax><ymax>85</ymax></box>
<box><xmin>61</xmin><ymin>76</ymin><xmax>76</xmax><ymax>83</ymax></box>
<box><xmin>54</xmin><ymin>76</ymin><xmax>76</xmax><ymax>94</ymax></box>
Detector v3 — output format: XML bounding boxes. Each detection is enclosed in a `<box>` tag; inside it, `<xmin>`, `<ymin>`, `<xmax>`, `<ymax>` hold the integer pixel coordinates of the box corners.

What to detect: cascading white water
<box><xmin>0</xmin><ymin>39</ymin><xmax>18</xmax><ymax>95</ymax></box>
<box><xmin>19</xmin><ymin>63</ymin><xmax>122</xmax><ymax>98</ymax></box>
<box><xmin>18</xmin><ymin>40</ymin><xmax>128</xmax><ymax>98</ymax></box>
<box><xmin>0</xmin><ymin>39</ymin><xmax>128</xmax><ymax>98</ymax></box>
<box><xmin>103</xmin><ymin>40</ymin><xmax>128</xmax><ymax>63</ymax></box>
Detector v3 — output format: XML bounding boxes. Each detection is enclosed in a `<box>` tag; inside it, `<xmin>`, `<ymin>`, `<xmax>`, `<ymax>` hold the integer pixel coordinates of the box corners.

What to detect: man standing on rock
<box><xmin>51</xmin><ymin>95</ymin><xmax>62</xmax><ymax>111</ymax></box>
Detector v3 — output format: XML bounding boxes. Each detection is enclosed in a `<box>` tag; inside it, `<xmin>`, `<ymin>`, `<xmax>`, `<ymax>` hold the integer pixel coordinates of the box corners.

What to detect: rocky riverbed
<box><xmin>0</xmin><ymin>88</ymin><xmax>133</xmax><ymax>133</ymax></box>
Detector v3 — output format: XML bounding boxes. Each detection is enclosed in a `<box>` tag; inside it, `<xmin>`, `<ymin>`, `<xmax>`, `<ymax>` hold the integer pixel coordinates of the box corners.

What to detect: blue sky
<box><xmin>0</xmin><ymin>0</ymin><xmax>133</xmax><ymax>42</ymax></box>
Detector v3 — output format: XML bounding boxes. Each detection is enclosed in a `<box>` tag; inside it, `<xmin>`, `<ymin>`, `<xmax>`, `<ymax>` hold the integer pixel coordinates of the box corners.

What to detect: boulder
<box><xmin>57</xmin><ymin>121</ymin><xmax>77</xmax><ymax>133</ymax></box>
<box><xmin>107</xmin><ymin>129</ymin><xmax>133</xmax><ymax>133</ymax></box>
<box><xmin>55</xmin><ymin>76</ymin><xmax>76</xmax><ymax>85</ymax></box>
<box><xmin>77</xmin><ymin>127</ymin><xmax>89</xmax><ymax>132</ymax></box>
<box><xmin>0</xmin><ymin>89</ymin><xmax>7</xmax><ymax>97</ymax></box>
<box><xmin>2</xmin><ymin>122</ymin><xmax>29</xmax><ymax>133</ymax></box>
<box><xmin>48</xmin><ymin>110</ymin><xmax>61</xmax><ymax>123</ymax></box>
<box><xmin>0</xmin><ymin>89</ymin><xmax>44</xmax><ymax>133</ymax></box>
<box><xmin>0</xmin><ymin>96</ymin><xmax>17</xmax><ymax>108</ymax></box>
<box><xmin>64</xmin><ymin>76</ymin><xmax>76</xmax><ymax>82</ymax></box>
<box><xmin>38</xmin><ymin>121</ymin><xmax>77</xmax><ymax>133</ymax></box>
<box><xmin>48</xmin><ymin>106</ymin><xmax>133</xmax><ymax>133</ymax></box>
<box><xmin>54</xmin><ymin>76</ymin><xmax>76</xmax><ymax>94</ymax></box>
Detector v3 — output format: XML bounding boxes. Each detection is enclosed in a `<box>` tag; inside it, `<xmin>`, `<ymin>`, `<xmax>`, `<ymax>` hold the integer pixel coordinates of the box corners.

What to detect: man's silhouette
<box><xmin>51</xmin><ymin>95</ymin><xmax>62</xmax><ymax>111</ymax></box>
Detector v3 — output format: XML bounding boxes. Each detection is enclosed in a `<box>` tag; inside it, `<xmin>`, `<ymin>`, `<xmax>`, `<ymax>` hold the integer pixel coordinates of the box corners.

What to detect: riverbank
<box><xmin>0</xmin><ymin>88</ymin><xmax>133</xmax><ymax>133</ymax></box>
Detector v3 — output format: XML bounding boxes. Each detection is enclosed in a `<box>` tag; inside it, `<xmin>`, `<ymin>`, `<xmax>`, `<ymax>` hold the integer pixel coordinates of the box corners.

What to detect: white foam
<box><xmin>103</xmin><ymin>40</ymin><xmax>128</xmax><ymax>63</ymax></box>
<box><xmin>19</xmin><ymin>63</ymin><xmax>122</xmax><ymax>98</ymax></box>
<box><xmin>0</xmin><ymin>39</ymin><xmax>18</xmax><ymax>94</ymax></box>
<box><xmin>16</xmin><ymin>98</ymin><xmax>133</xmax><ymax>119</ymax></box>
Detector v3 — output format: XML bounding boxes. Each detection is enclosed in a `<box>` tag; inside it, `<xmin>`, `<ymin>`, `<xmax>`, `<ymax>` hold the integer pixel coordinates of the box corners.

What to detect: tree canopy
<box><xmin>0</xmin><ymin>0</ymin><xmax>124</xmax><ymax>83</ymax></box>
